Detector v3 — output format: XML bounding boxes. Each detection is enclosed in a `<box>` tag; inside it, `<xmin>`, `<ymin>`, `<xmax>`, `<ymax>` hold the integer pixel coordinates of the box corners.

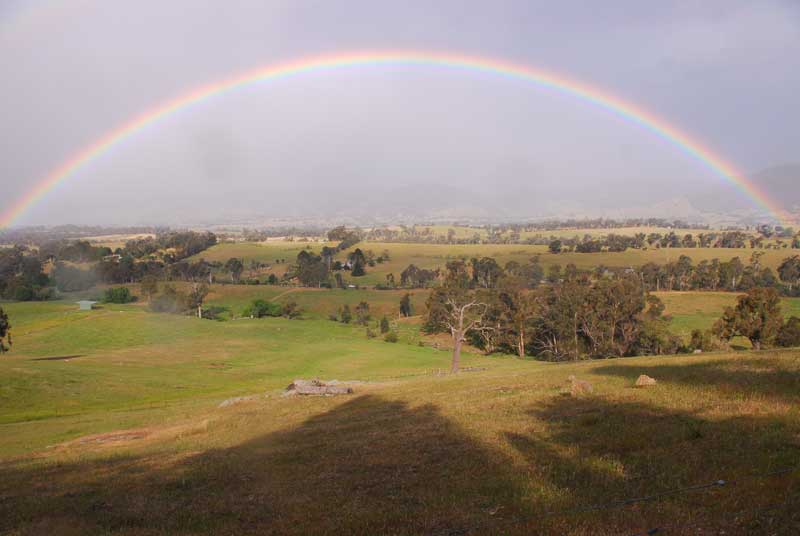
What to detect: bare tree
<box><xmin>443</xmin><ymin>295</ymin><xmax>487</xmax><ymax>373</ymax></box>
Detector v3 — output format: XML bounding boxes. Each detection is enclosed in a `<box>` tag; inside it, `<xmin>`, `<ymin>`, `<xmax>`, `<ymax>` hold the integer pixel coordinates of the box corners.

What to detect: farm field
<box><xmin>1</xmin><ymin>312</ymin><xmax>798</xmax><ymax>533</ymax></box>
<box><xmin>193</xmin><ymin>240</ymin><xmax>794</xmax><ymax>286</ymax></box>
<box><xmin>1</xmin><ymin>279</ymin><xmax>800</xmax><ymax>534</ymax></box>
<box><xmin>2</xmin><ymin>288</ymin><xmax>799</xmax><ymax>456</ymax></box>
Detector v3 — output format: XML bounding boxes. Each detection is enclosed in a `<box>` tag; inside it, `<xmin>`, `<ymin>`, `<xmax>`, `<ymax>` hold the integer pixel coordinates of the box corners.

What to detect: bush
<box><xmin>366</xmin><ymin>327</ymin><xmax>376</xmax><ymax>339</ymax></box>
<box><xmin>380</xmin><ymin>316</ymin><xmax>390</xmax><ymax>334</ymax></box>
<box><xmin>201</xmin><ymin>306</ymin><xmax>228</xmax><ymax>321</ymax></box>
<box><xmin>776</xmin><ymin>317</ymin><xmax>800</xmax><ymax>347</ymax></box>
<box><xmin>243</xmin><ymin>299</ymin><xmax>282</xmax><ymax>318</ymax></box>
<box><xmin>103</xmin><ymin>287</ymin><xmax>134</xmax><ymax>304</ymax></box>
<box><xmin>384</xmin><ymin>331</ymin><xmax>399</xmax><ymax>343</ymax></box>
<box><xmin>281</xmin><ymin>301</ymin><xmax>302</xmax><ymax>319</ymax></box>
<box><xmin>13</xmin><ymin>286</ymin><xmax>34</xmax><ymax>302</ymax></box>
<box><xmin>690</xmin><ymin>329</ymin><xmax>724</xmax><ymax>352</ymax></box>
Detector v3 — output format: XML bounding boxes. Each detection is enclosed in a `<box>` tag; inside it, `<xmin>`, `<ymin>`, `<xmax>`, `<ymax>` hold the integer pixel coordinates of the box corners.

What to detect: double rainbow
<box><xmin>0</xmin><ymin>50</ymin><xmax>789</xmax><ymax>227</ymax></box>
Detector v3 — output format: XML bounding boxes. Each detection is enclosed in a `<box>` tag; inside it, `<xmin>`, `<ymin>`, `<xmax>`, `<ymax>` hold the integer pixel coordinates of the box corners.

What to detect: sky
<box><xmin>1</xmin><ymin>0</ymin><xmax>798</xmax><ymax>226</ymax></box>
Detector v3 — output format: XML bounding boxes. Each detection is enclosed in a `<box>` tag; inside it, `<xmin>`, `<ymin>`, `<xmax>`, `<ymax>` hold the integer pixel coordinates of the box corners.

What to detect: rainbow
<box><xmin>0</xmin><ymin>50</ymin><xmax>790</xmax><ymax>227</ymax></box>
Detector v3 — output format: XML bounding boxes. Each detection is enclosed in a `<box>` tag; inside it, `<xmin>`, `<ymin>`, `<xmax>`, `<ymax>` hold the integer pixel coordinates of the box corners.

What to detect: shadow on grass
<box><xmin>0</xmin><ymin>395</ymin><xmax>525</xmax><ymax>535</ymax></box>
<box><xmin>592</xmin><ymin>355</ymin><xmax>800</xmax><ymax>402</ymax></box>
<box><xmin>505</xmin><ymin>395</ymin><xmax>800</xmax><ymax>534</ymax></box>
<box><xmin>2</xmin><ymin>393</ymin><xmax>799</xmax><ymax>535</ymax></box>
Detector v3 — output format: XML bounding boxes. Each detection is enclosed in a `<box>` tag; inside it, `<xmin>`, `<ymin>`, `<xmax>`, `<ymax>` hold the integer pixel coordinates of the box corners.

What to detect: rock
<box><xmin>566</xmin><ymin>375</ymin><xmax>593</xmax><ymax>396</ymax></box>
<box><xmin>635</xmin><ymin>374</ymin><xmax>657</xmax><ymax>388</ymax></box>
<box><xmin>284</xmin><ymin>379</ymin><xmax>354</xmax><ymax>397</ymax></box>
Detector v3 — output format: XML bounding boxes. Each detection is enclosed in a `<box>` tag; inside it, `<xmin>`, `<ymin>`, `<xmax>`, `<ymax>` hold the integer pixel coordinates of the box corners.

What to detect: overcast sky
<box><xmin>1</xmin><ymin>0</ymin><xmax>798</xmax><ymax>226</ymax></box>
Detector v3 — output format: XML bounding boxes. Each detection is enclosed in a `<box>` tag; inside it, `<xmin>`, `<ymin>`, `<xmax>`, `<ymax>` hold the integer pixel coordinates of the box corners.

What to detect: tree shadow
<box><xmin>505</xmin><ymin>395</ymin><xmax>800</xmax><ymax>534</ymax></box>
<box><xmin>0</xmin><ymin>395</ymin><xmax>525</xmax><ymax>535</ymax></box>
<box><xmin>592</xmin><ymin>355</ymin><xmax>800</xmax><ymax>403</ymax></box>
<box><xmin>3</xmin><ymin>393</ymin><xmax>799</xmax><ymax>535</ymax></box>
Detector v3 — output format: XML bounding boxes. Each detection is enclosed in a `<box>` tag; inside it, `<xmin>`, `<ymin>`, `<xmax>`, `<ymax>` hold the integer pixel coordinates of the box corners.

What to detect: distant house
<box><xmin>76</xmin><ymin>300</ymin><xmax>97</xmax><ymax>311</ymax></box>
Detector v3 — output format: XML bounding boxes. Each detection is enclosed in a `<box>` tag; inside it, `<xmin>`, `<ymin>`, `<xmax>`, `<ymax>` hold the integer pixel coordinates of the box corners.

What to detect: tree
<box><xmin>295</xmin><ymin>251</ymin><xmax>329</xmax><ymax>287</ymax></box>
<box><xmin>776</xmin><ymin>317</ymin><xmax>800</xmax><ymax>347</ymax></box>
<box><xmin>355</xmin><ymin>301</ymin><xmax>371</xmax><ymax>325</ymax></box>
<box><xmin>340</xmin><ymin>304</ymin><xmax>352</xmax><ymax>324</ymax></box>
<box><xmin>497</xmin><ymin>276</ymin><xmax>537</xmax><ymax>358</ymax></box>
<box><xmin>548</xmin><ymin>240</ymin><xmax>562</xmax><ymax>254</ymax></box>
<box><xmin>399</xmin><ymin>293</ymin><xmax>413</xmax><ymax>317</ymax></box>
<box><xmin>778</xmin><ymin>255</ymin><xmax>800</xmax><ymax>292</ymax></box>
<box><xmin>243</xmin><ymin>299</ymin><xmax>282</xmax><ymax>318</ymax></box>
<box><xmin>224</xmin><ymin>258</ymin><xmax>245</xmax><ymax>283</ymax></box>
<box><xmin>103</xmin><ymin>287</ymin><xmax>133</xmax><ymax>304</ymax></box>
<box><xmin>140</xmin><ymin>275</ymin><xmax>159</xmax><ymax>300</ymax></box>
<box><xmin>424</xmin><ymin>281</ymin><xmax>488</xmax><ymax>373</ymax></box>
<box><xmin>281</xmin><ymin>301</ymin><xmax>301</xmax><ymax>319</ymax></box>
<box><xmin>187</xmin><ymin>283</ymin><xmax>209</xmax><ymax>318</ymax></box>
<box><xmin>0</xmin><ymin>307</ymin><xmax>10</xmax><ymax>353</ymax></box>
<box><xmin>713</xmin><ymin>287</ymin><xmax>783</xmax><ymax>350</ymax></box>
<box><xmin>379</xmin><ymin>315</ymin><xmax>390</xmax><ymax>334</ymax></box>
<box><xmin>348</xmin><ymin>248</ymin><xmax>367</xmax><ymax>277</ymax></box>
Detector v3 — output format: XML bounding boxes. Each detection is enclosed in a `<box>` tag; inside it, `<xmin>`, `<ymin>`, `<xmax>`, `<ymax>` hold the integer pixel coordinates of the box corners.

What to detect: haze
<box><xmin>1</xmin><ymin>0</ymin><xmax>799</xmax><ymax>226</ymax></box>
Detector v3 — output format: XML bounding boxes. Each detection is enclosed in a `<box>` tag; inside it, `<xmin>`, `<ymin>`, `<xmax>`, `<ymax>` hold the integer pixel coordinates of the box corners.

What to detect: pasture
<box><xmin>1</xmin><ymin>281</ymin><xmax>799</xmax><ymax>533</ymax></box>
<box><xmin>1</xmin><ymin>299</ymin><xmax>798</xmax><ymax>533</ymax></box>
<box><xmin>193</xmin><ymin>239</ymin><xmax>793</xmax><ymax>286</ymax></box>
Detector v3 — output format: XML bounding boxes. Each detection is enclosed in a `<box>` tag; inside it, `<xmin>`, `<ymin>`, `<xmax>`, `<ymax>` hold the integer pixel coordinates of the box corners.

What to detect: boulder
<box><xmin>635</xmin><ymin>374</ymin><xmax>657</xmax><ymax>388</ymax></box>
<box><xmin>284</xmin><ymin>379</ymin><xmax>354</xmax><ymax>397</ymax></box>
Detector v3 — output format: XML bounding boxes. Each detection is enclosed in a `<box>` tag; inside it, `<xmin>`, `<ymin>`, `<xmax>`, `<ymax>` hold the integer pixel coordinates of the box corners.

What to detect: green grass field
<box><xmin>2</xmin><ymin>283</ymin><xmax>800</xmax><ymax>534</ymax></box>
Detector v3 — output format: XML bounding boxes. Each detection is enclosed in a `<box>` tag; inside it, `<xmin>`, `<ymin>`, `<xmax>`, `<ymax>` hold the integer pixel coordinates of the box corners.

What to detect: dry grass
<box><xmin>2</xmin><ymin>351</ymin><xmax>799</xmax><ymax>535</ymax></box>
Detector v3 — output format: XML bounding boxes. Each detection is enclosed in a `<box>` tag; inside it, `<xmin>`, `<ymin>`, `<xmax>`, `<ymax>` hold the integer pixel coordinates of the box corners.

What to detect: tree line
<box><xmin>0</xmin><ymin>231</ymin><xmax>218</xmax><ymax>300</ymax></box>
<box><xmin>421</xmin><ymin>257</ymin><xmax>800</xmax><ymax>371</ymax></box>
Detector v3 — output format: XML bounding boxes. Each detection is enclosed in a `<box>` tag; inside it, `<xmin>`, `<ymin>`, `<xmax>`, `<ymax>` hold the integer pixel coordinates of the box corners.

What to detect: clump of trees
<box><xmin>242</xmin><ymin>298</ymin><xmax>300</xmax><ymax>319</ymax></box>
<box><xmin>243</xmin><ymin>299</ymin><xmax>282</xmax><ymax>318</ymax></box>
<box><xmin>0</xmin><ymin>246</ymin><xmax>51</xmax><ymax>300</ymax></box>
<box><xmin>0</xmin><ymin>307</ymin><xmax>10</xmax><ymax>353</ymax></box>
<box><xmin>711</xmin><ymin>287</ymin><xmax>799</xmax><ymax>350</ymax></box>
<box><xmin>423</xmin><ymin>258</ymin><xmax>681</xmax><ymax>370</ymax></box>
<box><xmin>102</xmin><ymin>287</ymin><xmax>134</xmax><ymax>304</ymax></box>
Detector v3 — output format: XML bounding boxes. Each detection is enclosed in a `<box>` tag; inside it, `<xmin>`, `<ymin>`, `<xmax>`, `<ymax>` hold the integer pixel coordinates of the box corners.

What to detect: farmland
<box><xmin>1</xmin><ymin>298</ymin><xmax>799</xmax><ymax>533</ymax></box>
<box><xmin>2</xmin><ymin>233</ymin><xmax>800</xmax><ymax>534</ymax></box>
<box><xmin>192</xmin><ymin>238</ymin><xmax>794</xmax><ymax>286</ymax></box>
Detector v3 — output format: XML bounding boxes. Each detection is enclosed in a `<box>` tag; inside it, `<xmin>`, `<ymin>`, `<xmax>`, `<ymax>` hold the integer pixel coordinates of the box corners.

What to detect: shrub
<box><xmin>340</xmin><ymin>305</ymin><xmax>352</xmax><ymax>324</ymax></box>
<box><xmin>13</xmin><ymin>286</ymin><xmax>34</xmax><ymax>302</ymax></box>
<box><xmin>281</xmin><ymin>301</ymin><xmax>302</xmax><ymax>319</ymax></box>
<box><xmin>243</xmin><ymin>299</ymin><xmax>282</xmax><ymax>318</ymax></box>
<box><xmin>201</xmin><ymin>306</ymin><xmax>228</xmax><ymax>321</ymax></box>
<box><xmin>384</xmin><ymin>331</ymin><xmax>399</xmax><ymax>343</ymax></box>
<box><xmin>366</xmin><ymin>327</ymin><xmax>376</xmax><ymax>339</ymax></box>
<box><xmin>103</xmin><ymin>287</ymin><xmax>134</xmax><ymax>304</ymax></box>
<box><xmin>380</xmin><ymin>315</ymin><xmax>390</xmax><ymax>334</ymax></box>
<box><xmin>776</xmin><ymin>317</ymin><xmax>800</xmax><ymax>347</ymax></box>
<box><xmin>690</xmin><ymin>329</ymin><xmax>723</xmax><ymax>352</ymax></box>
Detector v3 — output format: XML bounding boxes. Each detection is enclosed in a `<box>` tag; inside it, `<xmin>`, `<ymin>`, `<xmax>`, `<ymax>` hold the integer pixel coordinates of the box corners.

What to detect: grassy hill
<box><xmin>1</xmin><ymin>287</ymin><xmax>799</xmax><ymax>534</ymax></box>
<box><xmin>1</xmin><ymin>339</ymin><xmax>798</xmax><ymax>533</ymax></box>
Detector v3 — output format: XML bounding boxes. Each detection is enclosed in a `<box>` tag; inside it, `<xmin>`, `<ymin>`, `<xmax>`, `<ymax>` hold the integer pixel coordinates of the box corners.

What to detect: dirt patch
<box><xmin>78</xmin><ymin>430</ymin><xmax>150</xmax><ymax>445</ymax></box>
